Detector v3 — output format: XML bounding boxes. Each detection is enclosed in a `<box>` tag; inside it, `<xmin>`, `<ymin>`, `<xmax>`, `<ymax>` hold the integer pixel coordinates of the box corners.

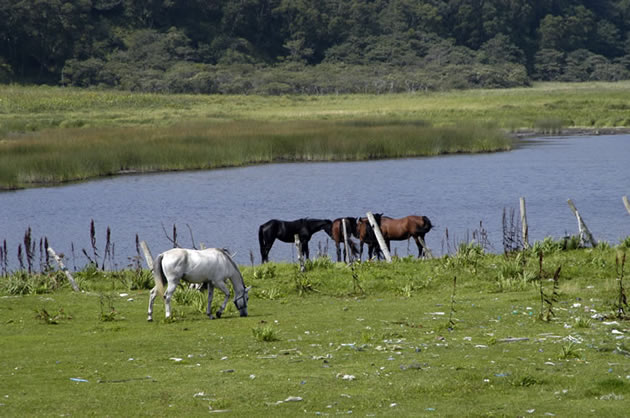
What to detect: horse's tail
<box><xmin>152</xmin><ymin>253</ymin><xmax>167</xmax><ymax>296</ymax></box>
<box><xmin>258</xmin><ymin>224</ymin><xmax>266</xmax><ymax>261</ymax></box>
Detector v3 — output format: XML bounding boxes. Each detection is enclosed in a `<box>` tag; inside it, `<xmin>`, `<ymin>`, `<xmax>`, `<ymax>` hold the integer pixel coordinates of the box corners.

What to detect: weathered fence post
<box><xmin>294</xmin><ymin>234</ymin><xmax>305</xmax><ymax>272</ymax></box>
<box><xmin>567</xmin><ymin>199</ymin><xmax>597</xmax><ymax>247</ymax></box>
<box><xmin>341</xmin><ymin>218</ymin><xmax>352</xmax><ymax>264</ymax></box>
<box><xmin>416</xmin><ymin>235</ymin><xmax>434</xmax><ymax>259</ymax></box>
<box><xmin>520</xmin><ymin>197</ymin><xmax>530</xmax><ymax>249</ymax></box>
<box><xmin>366</xmin><ymin>211</ymin><xmax>392</xmax><ymax>262</ymax></box>
<box><xmin>47</xmin><ymin>247</ymin><xmax>80</xmax><ymax>292</ymax></box>
<box><xmin>140</xmin><ymin>241</ymin><xmax>154</xmax><ymax>270</ymax></box>
<box><xmin>623</xmin><ymin>196</ymin><xmax>630</xmax><ymax>216</ymax></box>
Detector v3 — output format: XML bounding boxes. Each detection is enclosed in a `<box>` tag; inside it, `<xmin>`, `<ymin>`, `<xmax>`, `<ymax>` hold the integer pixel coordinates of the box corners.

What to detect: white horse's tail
<box><xmin>152</xmin><ymin>253</ymin><xmax>167</xmax><ymax>296</ymax></box>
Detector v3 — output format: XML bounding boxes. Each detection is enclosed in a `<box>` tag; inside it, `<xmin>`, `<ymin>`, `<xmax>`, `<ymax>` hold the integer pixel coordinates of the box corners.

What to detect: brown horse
<box><xmin>357</xmin><ymin>215</ymin><xmax>432</xmax><ymax>259</ymax></box>
<box><xmin>331</xmin><ymin>217</ymin><xmax>359</xmax><ymax>262</ymax></box>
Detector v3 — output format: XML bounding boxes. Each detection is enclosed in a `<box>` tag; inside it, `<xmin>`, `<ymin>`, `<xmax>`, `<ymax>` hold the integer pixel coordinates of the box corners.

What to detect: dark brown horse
<box><xmin>357</xmin><ymin>215</ymin><xmax>432</xmax><ymax>259</ymax></box>
<box><xmin>331</xmin><ymin>217</ymin><xmax>359</xmax><ymax>262</ymax></box>
<box><xmin>258</xmin><ymin>218</ymin><xmax>332</xmax><ymax>263</ymax></box>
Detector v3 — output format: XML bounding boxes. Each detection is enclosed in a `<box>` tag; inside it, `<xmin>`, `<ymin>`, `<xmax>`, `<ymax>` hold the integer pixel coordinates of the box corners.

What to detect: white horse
<box><xmin>148</xmin><ymin>248</ymin><xmax>250</xmax><ymax>321</ymax></box>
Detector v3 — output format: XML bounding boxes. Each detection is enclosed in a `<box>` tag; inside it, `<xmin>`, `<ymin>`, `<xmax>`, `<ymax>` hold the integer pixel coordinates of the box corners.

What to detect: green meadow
<box><xmin>1</xmin><ymin>240</ymin><xmax>629</xmax><ymax>416</ymax></box>
<box><xmin>2</xmin><ymin>81</ymin><xmax>630</xmax><ymax>189</ymax></box>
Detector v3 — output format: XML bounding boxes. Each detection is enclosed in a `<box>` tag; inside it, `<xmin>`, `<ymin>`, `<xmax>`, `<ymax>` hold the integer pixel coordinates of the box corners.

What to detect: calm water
<box><xmin>1</xmin><ymin>134</ymin><xmax>629</xmax><ymax>269</ymax></box>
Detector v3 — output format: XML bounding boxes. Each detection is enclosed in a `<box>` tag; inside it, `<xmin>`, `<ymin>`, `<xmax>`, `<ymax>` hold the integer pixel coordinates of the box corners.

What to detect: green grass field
<box><xmin>2</xmin><ymin>243</ymin><xmax>629</xmax><ymax>416</ymax></box>
<box><xmin>2</xmin><ymin>81</ymin><xmax>630</xmax><ymax>189</ymax></box>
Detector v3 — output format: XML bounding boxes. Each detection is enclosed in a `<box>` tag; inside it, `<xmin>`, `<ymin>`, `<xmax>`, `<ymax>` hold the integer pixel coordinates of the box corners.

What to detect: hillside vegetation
<box><xmin>2</xmin><ymin>1</ymin><xmax>630</xmax><ymax>92</ymax></box>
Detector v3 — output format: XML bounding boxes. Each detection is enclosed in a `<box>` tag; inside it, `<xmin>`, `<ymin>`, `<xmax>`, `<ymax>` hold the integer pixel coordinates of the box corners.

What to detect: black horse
<box><xmin>258</xmin><ymin>218</ymin><xmax>333</xmax><ymax>263</ymax></box>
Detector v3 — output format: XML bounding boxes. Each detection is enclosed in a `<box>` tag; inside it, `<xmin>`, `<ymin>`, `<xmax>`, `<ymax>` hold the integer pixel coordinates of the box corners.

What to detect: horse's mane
<box><xmin>216</xmin><ymin>248</ymin><xmax>245</xmax><ymax>286</ymax></box>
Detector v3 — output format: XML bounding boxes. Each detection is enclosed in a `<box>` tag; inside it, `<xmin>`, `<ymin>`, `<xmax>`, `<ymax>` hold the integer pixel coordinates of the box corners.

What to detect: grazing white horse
<box><xmin>148</xmin><ymin>248</ymin><xmax>250</xmax><ymax>321</ymax></box>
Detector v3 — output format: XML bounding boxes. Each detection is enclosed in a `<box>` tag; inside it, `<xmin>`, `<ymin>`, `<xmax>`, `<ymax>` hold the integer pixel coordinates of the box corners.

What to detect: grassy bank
<box><xmin>2</xmin><ymin>81</ymin><xmax>630</xmax><ymax>189</ymax></box>
<box><xmin>1</xmin><ymin>242</ymin><xmax>630</xmax><ymax>416</ymax></box>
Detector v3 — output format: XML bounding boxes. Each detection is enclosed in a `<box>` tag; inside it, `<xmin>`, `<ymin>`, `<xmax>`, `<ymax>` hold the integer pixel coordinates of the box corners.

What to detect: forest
<box><xmin>2</xmin><ymin>0</ymin><xmax>630</xmax><ymax>94</ymax></box>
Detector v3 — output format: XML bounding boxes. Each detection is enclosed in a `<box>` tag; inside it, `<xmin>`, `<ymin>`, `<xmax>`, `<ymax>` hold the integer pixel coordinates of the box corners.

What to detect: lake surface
<box><xmin>1</xmin><ymin>134</ymin><xmax>629</xmax><ymax>270</ymax></box>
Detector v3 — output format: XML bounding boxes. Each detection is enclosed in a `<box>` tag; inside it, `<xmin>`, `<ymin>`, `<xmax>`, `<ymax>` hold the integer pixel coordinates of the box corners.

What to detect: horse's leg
<box><xmin>262</xmin><ymin>237</ymin><xmax>275</xmax><ymax>263</ymax></box>
<box><xmin>206</xmin><ymin>283</ymin><xmax>215</xmax><ymax>319</ymax></box>
<box><xmin>147</xmin><ymin>286</ymin><xmax>158</xmax><ymax>321</ymax></box>
<box><xmin>301</xmin><ymin>238</ymin><xmax>310</xmax><ymax>259</ymax></box>
<box><xmin>358</xmin><ymin>240</ymin><xmax>363</xmax><ymax>262</ymax></box>
<box><xmin>214</xmin><ymin>281</ymin><xmax>231</xmax><ymax>319</ymax></box>
<box><xmin>336</xmin><ymin>242</ymin><xmax>341</xmax><ymax>262</ymax></box>
<box><xmin>164</xmin><ymin>281</ymin><xmax>179</xmax><ymax>319</ymax></box>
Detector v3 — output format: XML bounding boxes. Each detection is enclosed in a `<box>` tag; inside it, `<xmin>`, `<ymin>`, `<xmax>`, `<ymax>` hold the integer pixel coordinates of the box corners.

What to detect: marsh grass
<box><xmin>0</xmin><ymin>118</ymin><xmax>509</xmax><ymax>188</ymax></box>
<box><xmin>2</xmin><ymin>245</ymin><xmax>630</xmax><ymax>416</ymax></box>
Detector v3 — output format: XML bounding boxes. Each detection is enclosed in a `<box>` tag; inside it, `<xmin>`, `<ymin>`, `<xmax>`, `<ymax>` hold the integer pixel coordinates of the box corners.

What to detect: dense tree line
<box><xmin>1</xmin><ymin>0</ymin><xmax>630</xmax><ymax>93</ymax></box>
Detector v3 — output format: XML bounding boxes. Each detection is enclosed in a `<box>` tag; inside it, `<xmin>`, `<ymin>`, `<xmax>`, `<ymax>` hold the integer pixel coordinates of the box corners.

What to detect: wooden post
<box><xmin>366</xmin><ymin>212</ymin><xmax>392</xmax><ymax>262</ymax></box>
<box><xmin>567</xmin><ymin>199</ymin><xmax>597</xmax><ymax>247</ymax></box>
<box><xmin>47</xmin><ymin>247</ymin><xmax>80</xmax><ymax>292</ymax></box>
<box><xmin>294</xmin><ymin>234</ymin><xmax>305</xmax><ymax>272</ymax></box>
<box><xmin>341</xmin><ymin>218</ymin><xmax>352</xmax><ymax>264</ymax></box>
<box><xmin>519</xmin><ymin>197</ymin><xmax>530</xmax><ymax>249</ymax></box>
<box><xmin>140</xmin><ymin>241</ymin><xmax>154</xmax><ymax>270</ymax></box>
<box><xmin>623</xmin><ymin>196</ymin><xmax>630</xmax><ymax>216</ymax></box>
<box><xmin>416</xmin><ymin>235</ymin><xmax>434</xmax><ymax>259</ymax></box>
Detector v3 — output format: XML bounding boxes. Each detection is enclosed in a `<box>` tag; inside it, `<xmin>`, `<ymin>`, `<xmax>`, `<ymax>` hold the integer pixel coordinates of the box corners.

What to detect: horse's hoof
<box><xmin>216</xmin><ymin>311</ymin><xmax>222</xmax><ymax>319</ymax></box>
<box><xmin>147</xmin><ymin>317</ymin><xmax>153</xmax><ymax>322</ymax></box>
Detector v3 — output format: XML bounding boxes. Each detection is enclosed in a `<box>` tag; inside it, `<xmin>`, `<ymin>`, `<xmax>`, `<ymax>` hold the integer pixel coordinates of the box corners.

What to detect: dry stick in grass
<box><xmin>616</xmin><ymin>252</ymin><xmax>627</xmax><ymax>319</ymax></box>
<box><xmin>161</xmin><ymin>223</ymin><xmax>179</xmax><ymax>248</ymax></box>
<box><xmin>567</xmin><ymin>199</ymin><xmax>597</xmax><ymax>247</ymax></box>
<box><xmin>417</xmin><ymin>235</ymin><xmax>433</xmax><ymax>259</ymax></box>
<box><xmin>47</xmin><ymin>246</ymin><xmax>80</xmax><ymax>292</ymax></box>
<box><xmin>448</xmin><ymin>276</ymin><xmax>457</xmax><ymax>329</ymax></box>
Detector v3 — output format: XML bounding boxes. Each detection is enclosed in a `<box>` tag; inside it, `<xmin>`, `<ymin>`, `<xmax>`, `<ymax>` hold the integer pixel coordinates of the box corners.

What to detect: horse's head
<box><xmin>422</xmin><ymin>216</ymin><xmax>433</xmax><ymax>233</ymax></box>
<box><xmin>312</xmin><ymin>219</ymin><xmax>333</xmax><ymax>237</ymax></box>
<box><xmin>324</xmin><ymin>219</ymin><xmax>333</xmax><ymax>236</ymax></box>
<box><xmin>234</xmin><ymin>286</ymin><xmax>251</xmax><ymax>317</ymax></box>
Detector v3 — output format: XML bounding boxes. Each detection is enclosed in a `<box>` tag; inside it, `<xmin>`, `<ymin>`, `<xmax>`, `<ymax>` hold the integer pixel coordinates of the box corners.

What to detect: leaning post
<box><xmin>342</xmin><ymin>218</ymin><xmax>352</xmax><ymax>264</ymax></box>
<box><xmin>47</xmin><ymin>246</ymin><xmax>80</xmax><ymax>292</ymax></box>
<box><xmin>294</xmin><ymin>234</ymin><xmax>305</xmax><ymax>272</ymax></box>
<box><xmin>623</xmin><ymin>196</ymin><xmax>630</xmax><ymax>216</ymax></box>
<box><xmin>366</xmin><ymin>211</ymin><xmax>392</xmax><ymax>263</ymax></box>
<box><xmin>519</xmin><ymin>197</ymin><xmax>530</xmax><ymax>249</ymax></box>
<box><xmin>140</xmin><ymin>241</ymin><xmax>154</xmax><ymax>270</ymax></box>
<box><xmin>567</xmin><ymin>199</ymin><xmax>597</xmax><ymax>247</ymax></box>
<box><xmin>416</xmin><ymin>235</ymin><xmax>434</xmax><ymax>259</ymax></box>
